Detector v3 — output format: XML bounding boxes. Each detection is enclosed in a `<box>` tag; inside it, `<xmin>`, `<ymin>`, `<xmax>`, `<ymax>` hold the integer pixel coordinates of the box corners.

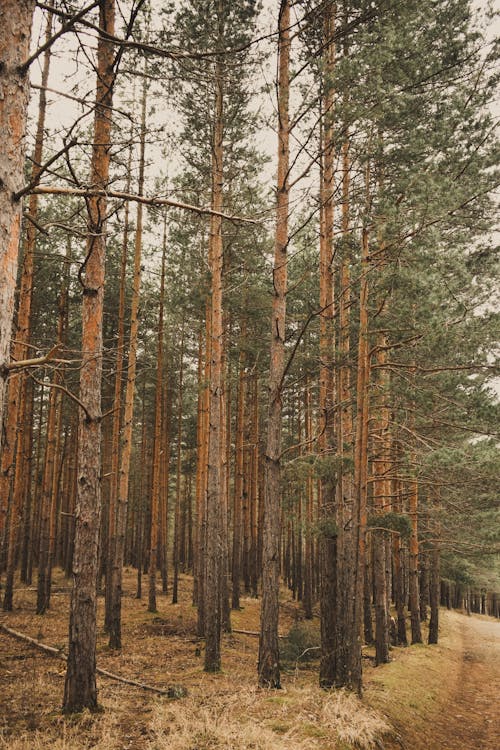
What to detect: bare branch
<box><xmin>5</xmin><ymin>344</ymin><xmax>60</xmax><ymax>373</ymax></box>
<box><xmin>29</xmin><ymin>374</ymin><xmax>92</xmax><ymax>422</ymax></box>
<box><xmin>29</xmin><ymin>185</ymin><xmax>260</xmax><ymax>224</ymax></box>
<box><xmin>13</xmin><ymin>140</ymin><xmax>78</xmax><ymax>201</ymax></box>
<box><xmin>24</xmin><ymin>1</ymin><xmax>100</xmax><ymax>70</ymax></box>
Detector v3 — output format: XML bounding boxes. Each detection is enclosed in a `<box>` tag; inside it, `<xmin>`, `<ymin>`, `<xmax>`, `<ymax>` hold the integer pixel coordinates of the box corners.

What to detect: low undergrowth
<box><xmin>0</xmin><ymin>572</ymin><xmax>473</xmax><ymax>750</ymax></box>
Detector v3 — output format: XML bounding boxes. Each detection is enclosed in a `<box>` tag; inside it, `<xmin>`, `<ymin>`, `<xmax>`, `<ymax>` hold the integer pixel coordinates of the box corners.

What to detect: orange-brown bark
<box><xmin>0</xmin><ymin>0</ymin><xmax>36</xmax><ymax>595</ymax></box>
<box><xmin>0</xmin><ymin>0</ymin><xmax>35</xmax><ymax>456</ymax></box>
<box><xmin>104</xmin><ymin>132</ymin><xmax>132</xmax><ymax>632</ymax></box>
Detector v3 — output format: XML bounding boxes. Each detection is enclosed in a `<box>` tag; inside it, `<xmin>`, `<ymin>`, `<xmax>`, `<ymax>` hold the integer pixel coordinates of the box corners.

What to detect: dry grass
<box><xmin>0</xmin><ymin>570</ymin><xmax>468</xmax><ymax>750</ymax></box>
<box><xmin>364</xmin><ymin>610</ymin><xmax>464</xmax><ymax>748</ymax></box>
<box><xmin>145</xmin><ymin>685</ymin><xmax>389</xmax><ymax>750</ymax></box>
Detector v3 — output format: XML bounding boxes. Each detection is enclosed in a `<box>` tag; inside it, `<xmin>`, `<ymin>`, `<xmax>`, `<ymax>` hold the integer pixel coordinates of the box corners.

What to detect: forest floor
<box><xmin>0</xmin><ymin>569</ymin><xmax>498</xmax><ymax>750</ymax></box>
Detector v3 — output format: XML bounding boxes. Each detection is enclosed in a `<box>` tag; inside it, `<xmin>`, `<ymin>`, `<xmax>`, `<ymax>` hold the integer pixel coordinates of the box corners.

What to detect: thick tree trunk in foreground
<box><xmin>63</xmin><ymin>0</ymin><xmax>115</xmax><ymax>714</ymax></box>
<box><xmin>0</xmin><ymin>0</ymin><xmax>35</xmax><ymax>449</ymax></box>
<box><xmin>1</xmin><ymin>3</ymin><xmax>48</xmax><ymax>612</ymax></box>
<box><xmin>258</xmin><ymin>0</ymin><xmax>290</xmax><ymax>689</ymax></box>
<box><xmin>0</xmin><ymin>1</ymin><xmax>35</xmax><ymax>586</ymax></box>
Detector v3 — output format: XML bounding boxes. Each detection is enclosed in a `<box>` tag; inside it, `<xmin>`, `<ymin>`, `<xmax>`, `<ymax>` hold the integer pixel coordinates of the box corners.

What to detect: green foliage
<box><xmin>281</xmin><ymin>621</ymin><xmax>321</xmax><ymax>668</ymax></box>
<box><xmin>441</xmin><ymin>556</ymin><xmax>476</xmax><ymax>586</ymax></box>
<box><xmin>367</xmin><ymin>512</ymin><xmax>411</xmax><ymax>540</ymax></box>
<box><xmin>313</xmin><ymin>517</ymin><xmax>338</xmax><ymax>540</ymax></box>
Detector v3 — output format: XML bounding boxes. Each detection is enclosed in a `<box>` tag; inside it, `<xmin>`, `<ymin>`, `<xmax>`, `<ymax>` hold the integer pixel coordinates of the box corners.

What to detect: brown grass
<box><xmin>0</xmin><ymin>570</ymin><xmax>466</xmax><ymax>750</ymax></box>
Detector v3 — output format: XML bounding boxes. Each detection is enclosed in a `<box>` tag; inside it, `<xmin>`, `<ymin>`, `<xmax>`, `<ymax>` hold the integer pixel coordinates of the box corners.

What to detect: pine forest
<box><xmin>0</xmin><ymin>1</ymin><xmax>499</xmax><ymax>748</ymax></box>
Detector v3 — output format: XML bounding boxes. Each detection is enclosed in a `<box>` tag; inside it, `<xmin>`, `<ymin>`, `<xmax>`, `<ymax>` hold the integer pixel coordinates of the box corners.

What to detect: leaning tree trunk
<box><xmin>258</xmin><ymin>0</ymin><xmax>290</xmax><ymax>690</ymax></box>
<box><xmin>63</xmin><ymin>0</ymin><xmax>115</xmax><ymax>714</ymax></box>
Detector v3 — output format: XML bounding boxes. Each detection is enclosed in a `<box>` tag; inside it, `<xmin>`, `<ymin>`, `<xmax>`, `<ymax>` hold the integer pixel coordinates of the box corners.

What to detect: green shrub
<box><xmin>281</xmin><ymin>621</ymin><xmax>321</xmax><ymax>668</ymax></box>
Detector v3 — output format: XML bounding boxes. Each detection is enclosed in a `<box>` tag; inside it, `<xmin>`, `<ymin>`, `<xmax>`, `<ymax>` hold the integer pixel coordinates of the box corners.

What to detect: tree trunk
<box><xmin>408</xmin><ymin>472</ymin><xmax>422</xmax><ymax>644</ymax></box>
<box><xmin>258</xmin><ymin>0</ymin><xmax>290</xmax><ymax>690</ymax></box>
<box><xmin>318</xmin><ymin>0</ymin><xmax>337</xmax><ymax>690</ymax></box>
<box><xmin>428</xmin><ymin>543</ymin><xmax>440</xmax><ymax>644</ymax></box>
<box><xmin>303</xmin><ymin>379</ymin><xmax>314</xmax><ymax>619</ymax></box>
<box><xmin>172</xmin><ymin>317</ymin><xmax>186</xmax><ymax>604</ymax></box>
<box><xmin>204</xmin><ymin>4</ymin><xmax>225</xmax><ymax>670</ymax></box>
<box><xmin>63</xmin><ymin>0</ymin><xmax>115</xmax><ymax>713</ymax></box>
<box><xmin>104</xmin><ymin>132</ymin><xmax>132</xmax><ymax>632</ymax></box>
<box><xmin>109</xmin><ymin>73</ymin><xmax>147</xmax><ymax>646</ymax></box>
<box><xmin>159</xmin><ymin>356</ymin><xmax>172</xmax><ymax>595</ymax></box>
<box><xmin>136</xmin><ymin>383</ymin><xmax>148</xmax><ymax>599</ymax></box>
<box><xmin>0</xmin><ymin>0</ymin><xmax>35</xmax><ymax>456</ymax></box>
<box><xmin>148</xmin><ymin>216</ymin><xmax>167</xmax><ymax>614</ymax></box>
<box><xmin>0</xmin><ymin>0</ymin><xmax>42</xmax><ymax>608</ymax></box>
<box><xmin>339</xmin><ymin>163</ymin><xmax>371</xmax><ymax>694</ymax></box>
<box><xmin>232</xmin><ymin>339</ymin><xmax>246</xmax><ymax>610</ymax></box>
<box><xmin>36</xmin><ymin>234</ymin><xmax>71</xmax><ymax>614</ymax></box>
<box><xmin>193</xmin><ymin>326</ymin><xmax>205</xmax><ymax>607</ymax></box>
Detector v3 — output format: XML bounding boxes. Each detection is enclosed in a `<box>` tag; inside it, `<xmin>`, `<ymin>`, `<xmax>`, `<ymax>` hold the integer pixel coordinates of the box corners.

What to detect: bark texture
<box><xmin>258</xmin><ymin>0</ymin><xmax>290</xmax><ymax>689</ymax></box>
<box><xmin>204</xmin><ymin>9</ymin><xmax>225</xmax><ymax>670</ymax></box>
<box><xmin>63</xmin><ymin>0</ymin><xmax>115</xmax><ymax>713</ymax></box>
<box><xmin>0</xmin><ymin>0</ymin><xmax>35</xmax><ymax>546</ymax></box>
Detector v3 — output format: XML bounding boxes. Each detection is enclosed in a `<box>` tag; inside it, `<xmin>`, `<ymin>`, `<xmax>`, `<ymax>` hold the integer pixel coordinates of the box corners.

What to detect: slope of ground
<box><xmin>369</xmin><ymin>611</ymin><xmax>500</xmax><ymax>750</ymax></box>
<box><xmin>0</xmin><ymin>570</ymin><xmax>498</xmax><ymax>749</ymax></box>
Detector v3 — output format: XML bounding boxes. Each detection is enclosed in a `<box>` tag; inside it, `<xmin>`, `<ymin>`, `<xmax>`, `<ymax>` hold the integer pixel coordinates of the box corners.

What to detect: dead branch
<box><xmin>24</xmin><ymin>1</ymin><xmax>100</xmax><ymax>70</ymax></box>
<box><xmin>14</xmin><ymin>141</ymin><xmax>79</xmax><ymax>201</ymax></box>
<box><xmin>29</xmin><ymin>374</ymin><xmax>92</xmax><ymax>422</ymax></box>
<box><xmin>0</xmin><ymin>623</ymin><xmax>186</xmax><ymax>698</ymax></box>
<box><xmin>29</xmin><ymin>186</ymin><xmax>260</xmax><ymax>224</ymax></box>
<box><xmin>5</xmin><ymin>344</ymin><xmax>60</xmax><ymax>373</ymax></box>
<box><xmin>232</xmin><ymin>628</ymin><xmax>287</xmax><ymax>639</ymax></box>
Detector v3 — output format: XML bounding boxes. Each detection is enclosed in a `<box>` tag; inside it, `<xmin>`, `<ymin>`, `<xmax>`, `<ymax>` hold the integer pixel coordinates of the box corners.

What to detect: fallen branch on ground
<box><xmin>0</xmin><ymin>623</ymin><xmax>186</xmax><ymax>698</ymax></box>
<box><xmin>232</xmin><ymin>628</ymin><xmax>287</xmax><ymax>639</ymax></box>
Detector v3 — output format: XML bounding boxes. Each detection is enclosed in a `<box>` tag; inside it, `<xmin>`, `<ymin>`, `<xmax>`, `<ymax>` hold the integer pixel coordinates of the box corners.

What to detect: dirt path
<box><xmin>397</xmin><ymin>615</ymin><xmax>500</xmax><ymax>750</ymax></box>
